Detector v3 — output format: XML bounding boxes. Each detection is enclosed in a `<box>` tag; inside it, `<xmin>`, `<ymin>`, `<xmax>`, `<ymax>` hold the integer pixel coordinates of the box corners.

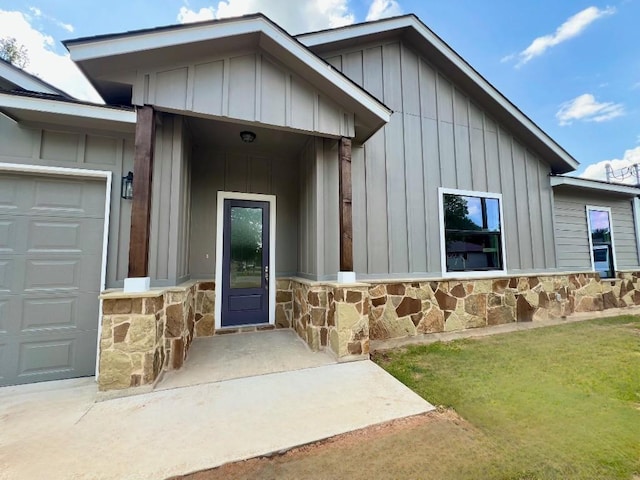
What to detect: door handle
<box><xmin>264</xmin><ymin>265</ymin><xmax>269</xmax><ymax>287</ymax></box>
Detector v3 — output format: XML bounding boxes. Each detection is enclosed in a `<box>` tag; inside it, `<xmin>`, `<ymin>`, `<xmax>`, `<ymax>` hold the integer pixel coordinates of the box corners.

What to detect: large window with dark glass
<box><xmin>441</xmin><ymin>191</ymin><xmax>504</xmax><ymax>273</ymax></box>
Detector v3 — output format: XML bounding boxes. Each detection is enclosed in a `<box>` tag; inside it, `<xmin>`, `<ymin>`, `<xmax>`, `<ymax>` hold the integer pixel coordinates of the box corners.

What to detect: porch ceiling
<box><xmin>187</xmin><ymin>117</ymin><xmax>310</xmax><ymax>154</ymax></box>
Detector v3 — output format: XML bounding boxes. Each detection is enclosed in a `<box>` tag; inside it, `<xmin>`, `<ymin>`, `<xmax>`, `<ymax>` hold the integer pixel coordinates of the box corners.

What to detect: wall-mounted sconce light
<box><xmin>121</xmin><ymin>171</ymin><xmax>133</xmax><ymax>200</ymax></box>
<box><xmin>240</xmin><ymin>130</ymin><xmax>256</xmax><ymax>143</ymax></box>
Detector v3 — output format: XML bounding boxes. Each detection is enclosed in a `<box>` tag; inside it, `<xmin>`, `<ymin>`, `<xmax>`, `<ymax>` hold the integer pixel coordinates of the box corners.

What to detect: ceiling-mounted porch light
<box><xmin>240</xmin><ymin>130</ymin><xmax>256</xmax><ymax>143</ymax></box>
<box><xmin>121</xmin><ymin>171</ymin><xmax>133</xmax><ymax>200</ymax></box>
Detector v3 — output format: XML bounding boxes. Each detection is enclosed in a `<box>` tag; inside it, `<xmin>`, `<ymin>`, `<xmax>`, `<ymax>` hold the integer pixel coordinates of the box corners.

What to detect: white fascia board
<box><xmin>67</xmin><ymin>18</ymin><xmax>264</xmax><ymax>60</ymax></box>
<box><xmin>67</xmin><ymin>17</ymin><xmax>391</xmax><ymax>125</ymax></box>
<box><xmin>299</xmin><ymin>16</ymin><xmax>577</xmax><ymax>170</ymax></box>
<box><xmin>550</xmin><ymin>175</ymin><xmax>640</xmax><ymax>196</ymax></box>
<box><xmin>0</xmin><ymin>62</ymin><xmax>62</xmax><ymax>95</ymax></box>
<box><xmin>0</xmin><ymin>92</ymin><xmax>136</xmax><ymax>124</ymax></box>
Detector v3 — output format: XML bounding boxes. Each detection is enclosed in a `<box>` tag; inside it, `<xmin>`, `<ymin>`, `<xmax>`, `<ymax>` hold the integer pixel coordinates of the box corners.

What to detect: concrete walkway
<box><xmin>0</xmin><ymin>334</ymin><xmax>433</xmax><ymax>480</ymax></box>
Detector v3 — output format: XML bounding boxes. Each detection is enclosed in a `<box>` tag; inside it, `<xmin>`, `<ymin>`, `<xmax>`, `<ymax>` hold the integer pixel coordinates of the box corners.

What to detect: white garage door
<box><xmin>0</xmin><ymin>172</ymin><xmax>106</xmax><ymax>386</ymax></box>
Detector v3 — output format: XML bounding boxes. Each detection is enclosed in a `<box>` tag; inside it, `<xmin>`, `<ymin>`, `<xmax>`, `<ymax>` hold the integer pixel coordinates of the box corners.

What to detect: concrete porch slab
<box><xmin>0</xmin><ymin>361</ymin><xmax>434</xmax><ymax>480</ymax></box>
<box><xmin>157</xmin><ymin>329</ymin><xmax>337</xmax><ymax>390</ymax></box>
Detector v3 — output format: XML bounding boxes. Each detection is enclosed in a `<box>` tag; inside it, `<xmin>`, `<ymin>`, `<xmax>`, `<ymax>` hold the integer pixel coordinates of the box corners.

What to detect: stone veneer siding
<box><xmin>276</xmin><ymin>279</ymin><xmax>370</xmax><ymax>357</ymax></box>
<box><xmin>98</xmin><ymin>272</ymin><xmax>640</xmax><ymax>391</ymax></box>
<box><xmin>368</xmin><ymin>272</ymin><xmax>640</xmax><ymax>341</ymax></box>
<box><xmin>99</xmin><ymin>281</ymin><xmax>216</xmax><ymax>391</ymax></box>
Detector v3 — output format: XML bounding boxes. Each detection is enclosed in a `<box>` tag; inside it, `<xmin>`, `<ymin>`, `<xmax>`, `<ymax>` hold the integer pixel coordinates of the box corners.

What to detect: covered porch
<box><xmin>73</xmin><ymin>16</ymin><xmax>391</xmax><ymax>391</ymax></box>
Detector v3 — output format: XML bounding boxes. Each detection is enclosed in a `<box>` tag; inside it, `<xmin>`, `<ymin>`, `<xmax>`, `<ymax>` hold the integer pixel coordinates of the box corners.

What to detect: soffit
<box><xmin>0</xmin><ymin>91</ymin><xmax>135</xmax><ymax>133</ymax></box>
<box><xmin>550</xmin><ymin>175</ymin><xmax>640</xmax><ymax>197</ymax></box>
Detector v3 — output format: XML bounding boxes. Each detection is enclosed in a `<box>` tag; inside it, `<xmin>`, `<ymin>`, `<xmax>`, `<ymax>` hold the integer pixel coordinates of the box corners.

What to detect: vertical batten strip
<box><xmin>185</xmin><ymin>65</ymin><xmax>195</xmax><ymax>111</ymax></box>
<box><xmin>221</xmin><ymin>58</ymin><xmax>230</xmax><ymax>117</ymax></box>
<box><xmin>284</xmin><ymin>74</ymin><xmax>292</xmax><ymax>127</ymax></box>
<box><xmin>255</xmin><ymin>54</ymin><xmax>262</xmax><ymax>122</ymax></box>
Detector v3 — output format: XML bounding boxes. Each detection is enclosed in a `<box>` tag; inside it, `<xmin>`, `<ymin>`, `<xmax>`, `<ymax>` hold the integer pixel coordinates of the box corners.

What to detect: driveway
<box><xmin>0</xmin><ymin>360</ymin><xmax>433</xmax><ymax>479</ymax></box>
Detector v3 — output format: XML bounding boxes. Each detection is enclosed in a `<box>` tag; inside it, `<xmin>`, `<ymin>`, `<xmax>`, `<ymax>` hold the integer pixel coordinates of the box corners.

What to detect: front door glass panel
<box><xmin>229</xmin><ymin>207</ymin><xmax>263</xmax><ymax>289</ymax></box>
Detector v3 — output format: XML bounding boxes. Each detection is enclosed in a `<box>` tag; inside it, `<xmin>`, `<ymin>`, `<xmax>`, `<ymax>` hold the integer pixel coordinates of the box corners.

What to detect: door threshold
<box><xmin>215</xmin><ymin>324</ymin><xmax>276</xmax><ymax>335</ymax></box>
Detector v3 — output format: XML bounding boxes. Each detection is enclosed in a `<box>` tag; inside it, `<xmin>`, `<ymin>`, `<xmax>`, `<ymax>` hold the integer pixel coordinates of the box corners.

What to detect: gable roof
<box><xmin>64</xmin><ymin>14</ymin><xmax>391</xmax><ymax>141</ymax></box>
<box><xmin>298</xmin><ymin>15</ymin><xmax>579</xmax><ymax>174</ymax></box>
<box><xmin>0</xmin><ymin>58</ymin><xmax>72</xmax><ymax>98</ymax></box>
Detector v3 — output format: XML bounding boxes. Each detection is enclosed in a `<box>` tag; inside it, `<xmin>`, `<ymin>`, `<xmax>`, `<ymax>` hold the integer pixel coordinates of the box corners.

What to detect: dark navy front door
<box><xmin>221</xmin><ymin>199</ymin><xmax>270</xmax><ymax>327</ymax></box>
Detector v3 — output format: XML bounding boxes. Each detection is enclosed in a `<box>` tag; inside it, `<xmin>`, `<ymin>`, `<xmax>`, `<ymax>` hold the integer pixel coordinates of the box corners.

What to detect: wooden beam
<box><xmin>128</xmin><ymin>106</ymin><xmax>156</xmax><ymax>278</ymax></box>
<box><xmin>339</xmin><ymin>137</ymin><xmax>353</xmax><ymax>272</ymax></box>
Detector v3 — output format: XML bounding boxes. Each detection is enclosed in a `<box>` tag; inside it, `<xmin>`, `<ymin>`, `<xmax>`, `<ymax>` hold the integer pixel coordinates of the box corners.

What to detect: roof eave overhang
<box><xmin>0</xmin><ymin>92</ymin><xmax>136</xmax><ymax>133</ymax></box>
<box><xmin>0</xmin><ymin>61</ymin><xmax>71</xmax><ymax>98</ymax></box>
<box><xmin>550</xmin><ymin>175</ymin><xmax>640</xmax><ymax>197</ymax></box>
<box><xmin>298</xmin><ymin>15</ymin><xmax>579</xmax><ymax>173</ymax></box>
<box><xmin>64</xmin><ymin>15</ymin><xmax>391</xmax><ymax>142</ymax></box>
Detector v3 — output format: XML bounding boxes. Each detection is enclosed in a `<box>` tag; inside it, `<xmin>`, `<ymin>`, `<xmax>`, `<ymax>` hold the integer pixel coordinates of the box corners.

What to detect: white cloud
<box><xmin>177</xmin><ymin>6</ymin><xmax>215</xmax><ymax>23</ymax></box>
<box><xmin>507</xmin><ymin>6</ymin><xmax>615</xmax><ymax>67</ymax></box>
<box><xmin>556</xmin><ymin>93</ymin><xmax>624</xmax><ymax>126</ymax></box>
<box><xmin>366</xmin><ymin>0</ymin><xmax>403</xmax><ymax>21</ymax></box>
<box><xmin>0</xmin><ymin>9</ymin><xmax>99</xmax><ymax>101</ymax></box>
<box><xmin>581</xmin><ymin>146</ymin><xmax>640</xmax><ymax>184</ymax></box>
<box><xmin>29</xmin><ymin>6</ymin><xmax>74</xmax><ymax>32</ymax></box>
<box><xmin>177</xmin><ymin>0</ymin><xmax>355</xmax><ymax>34</ymax></box>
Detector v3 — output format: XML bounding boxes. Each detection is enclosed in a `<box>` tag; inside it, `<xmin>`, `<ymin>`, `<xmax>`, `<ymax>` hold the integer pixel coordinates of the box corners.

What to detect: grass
<box><xmin>376</xmin><ymin>315</ymin><xmax>640</xmax><ymax>480</ymax></box>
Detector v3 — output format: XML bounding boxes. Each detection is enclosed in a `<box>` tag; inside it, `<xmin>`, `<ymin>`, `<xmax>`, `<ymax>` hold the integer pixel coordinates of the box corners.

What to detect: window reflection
<box><xmin>230</xmin><ymin>207</ymin><xmax>263</xmax><ymax>289</ymax></box>
<box><xmin>588</xmin><ymin>209</ymin><xmax>614</xmax><ymax>279</ymax></box>
<box><xmin>443</xmin><ymin>193</ymin><xmax>503</xmax><ymax>272</ymax></box>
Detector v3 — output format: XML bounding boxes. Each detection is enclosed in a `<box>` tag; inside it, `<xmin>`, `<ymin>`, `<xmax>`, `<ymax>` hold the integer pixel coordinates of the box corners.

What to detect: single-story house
<box><xmin>2</xmin><ymin>13</ymin><xmax>640</xmax><ymax>390</ymax></box>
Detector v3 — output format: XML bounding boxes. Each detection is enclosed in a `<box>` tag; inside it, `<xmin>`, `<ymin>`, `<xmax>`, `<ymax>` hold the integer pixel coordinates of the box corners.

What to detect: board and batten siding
<box><xmin>298</xmin><ymin>137</ymin><xmax>340</xmax><ymax>280</ymax></box>
<box><xmin>132</xmin><ymin>50</ymin><xmax>354</xmax><ymax>139</ymax></box>
<box><xmin>324</xmin><ymin>40</ymin><xmax>557</xmax><ymax>277</ymax></box>
<box><xmin>553</xmin><ymin>189</ymin><xmax>640</xmax><ymax>272</ymax></box>
<box><xmin>148</xmin><ymin>114</ymin><xmax>192</xmax><ymax>286</ymax></box>
<box><xmin>0</xmin><ymin>114</ymin><xmax>134</xmax><ymax>288</ymax></box>
<box><xmin>189</xmin><ymin>145</ymin><xmax>299</xmax><ymax>279</ymax></box>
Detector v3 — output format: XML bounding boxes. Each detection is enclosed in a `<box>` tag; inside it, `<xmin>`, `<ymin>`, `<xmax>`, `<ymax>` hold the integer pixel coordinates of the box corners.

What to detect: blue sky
<box><xmin>0</xmin><ymin>0</ymin><xmax>638</xmax><ymax>179</ymax></box>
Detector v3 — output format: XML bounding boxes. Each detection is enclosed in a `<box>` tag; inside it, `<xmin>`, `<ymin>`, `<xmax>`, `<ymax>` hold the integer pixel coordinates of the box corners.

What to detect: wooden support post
<box><xmin>128</xmin><ymin>106</ymin><xmax>156</xmax><ymax>278</ymax></box>
<box><xmin>339</xmin><ymin>137</ymin><xmax>353</xmax><ymax>272</ymax></box>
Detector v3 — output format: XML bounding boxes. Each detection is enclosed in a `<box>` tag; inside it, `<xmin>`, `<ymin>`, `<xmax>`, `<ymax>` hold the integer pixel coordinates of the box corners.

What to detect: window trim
<box><xmin>438</xmin><ymin>187</ymin><xmax>507</xmax><ymax>278</ymax></box>
<box><xmin>585</xmin><ymin>205</ymin><xmax>617</xmax><ymax>279</ymax></box>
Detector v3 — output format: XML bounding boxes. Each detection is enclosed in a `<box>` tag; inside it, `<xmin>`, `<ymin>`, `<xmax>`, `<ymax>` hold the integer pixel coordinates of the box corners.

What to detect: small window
<box><xmin>440</xmin><ymin>189</ymin><xmax>505</xmax><ymax>274</ymax></box>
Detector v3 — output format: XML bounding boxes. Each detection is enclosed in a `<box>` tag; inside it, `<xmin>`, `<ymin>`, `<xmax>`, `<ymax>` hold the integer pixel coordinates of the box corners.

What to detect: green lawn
<box><xmin>376</xmin><ymin>315</ymin><xmax>640</xmax><ymax>480</ymax></box>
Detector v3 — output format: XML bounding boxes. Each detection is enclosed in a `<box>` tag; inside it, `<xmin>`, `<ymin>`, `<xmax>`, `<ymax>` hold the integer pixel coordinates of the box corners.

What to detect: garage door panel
<box><xmin>21</xmin><ymin>254</ymin><xmax>103</xmax><ymax>293</ymax></box>
<box><xmin>12</xmin><ymin>329</ymin><xmax>98</xmax><ymax>385</ymax></box>
<box><xmin>31</xmin><ymin>178</ymin><xmax>105</xmax><ymax>218</ymax></box>
<box><xmin>0</xmin><ymin>258</ymin><xmax>15</xmax><ymax>291</ymax></box>
<box><xmin>0</xmin><ymin>218</ymin><xmax>18</xmax><ymax>253</ymax></box>
<box><xmin>24</xmin><ymin>258</ymin><xmax>81</xmax><ymax>291</ymax></box>
<box><xmin>0</xmin><ymin>172</ymin><xmax>105</xmax><ymax>387</ymax></box>
<box><xmin>0</xmin><ymin>341</ymin><xmax>12</xmax><ymax>384</ymax></box>
<box><xmin>0</xmin><ymin>295</ymin><xmax>19</xmax><ymax>334</ymax></box>
<box><xmin>21</xmin><ymin>295</ymin><xmax>78</xmax><ymax>331</ymax></box>
<box><xmin>0</xmin><ymin>177</ymin><xmax>19</xmax><ymax>214</ymax></box>
<box><xmin>0</xmin><ymin>256</ymin><xmax>101</xmax><ymax>294</ymax></box>
<box><xmin>21</xmin><ymin>293</ymin><xmax>99</xmax><ymax>332</ymax></box>
<box><xmin>1</xmin><ymin>292</ymin><xmax>99</xmax><ymax>334</ymax></box>
<box><xmin>28</xmin><ymin>220</ymin><xmax>83</xmax><ymax>252</ymax></box>
<box><xmin>27</xmin><ymin>217</ymin><xmax>104</xmax><ymax>254</ymax></box>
